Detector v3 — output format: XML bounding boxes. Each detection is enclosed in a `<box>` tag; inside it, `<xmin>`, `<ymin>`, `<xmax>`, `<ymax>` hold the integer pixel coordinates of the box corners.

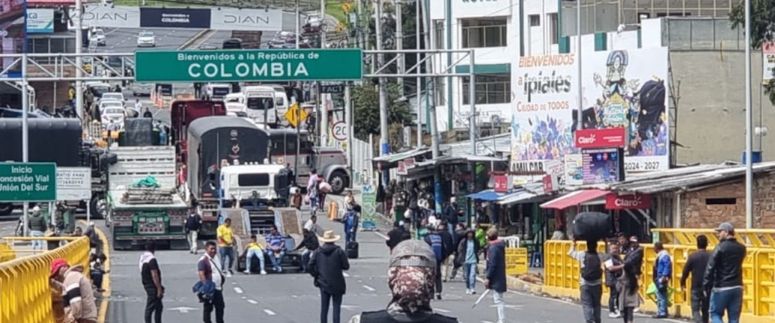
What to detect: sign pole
<box><xmin>345</xmin><ymin>83</ymin><xmax>353</xmax><ymax>187</ymax></box>
<box><xmin>744</xmin><ymin>0</ymin><xmax>753</xmax><ymax>228</ymax></box>
<box><xmin>22</xmin><ymin>51</ymin><xmax>29</xmax><ymax>237</ymax></box>
<box><xmin>75</xmin><ymin>0</ymin><xmax>83</xmax><ymax>121</ymax></box>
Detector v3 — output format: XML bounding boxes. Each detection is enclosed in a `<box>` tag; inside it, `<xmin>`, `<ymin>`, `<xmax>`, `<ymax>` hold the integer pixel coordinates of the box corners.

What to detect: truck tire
<box><xmin>328</xmin><ymin>171</ymin><xmax>349</xmax><ymax>195</ymax></box>
<box><xmin>90</xmin><ymin>196</ymin><xmax>107</xmax><ymax>220</ymax></box>
<box><xmin>0</xmin><ymin>203</ymin><xmax>13</xmax><ymax>216</ymax></box>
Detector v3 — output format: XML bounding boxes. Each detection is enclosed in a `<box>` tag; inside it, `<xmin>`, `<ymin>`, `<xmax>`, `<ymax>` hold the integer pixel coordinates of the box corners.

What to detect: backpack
<box><xmin>581</xmin><ymin>252</ymin><xmax>603</xmax><ymax>282</ymax></box>
<box><xmin>429</xmin><ymin>233</ymin><xmax>443</xmax><ymax>261</ymax></box>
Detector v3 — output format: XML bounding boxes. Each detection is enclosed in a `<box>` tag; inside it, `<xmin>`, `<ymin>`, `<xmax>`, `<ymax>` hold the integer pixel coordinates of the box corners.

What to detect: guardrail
<box><xmin>0</xmin><ymin>236</ymin><xmax>90</xmax><ymax>323</ymax></box>
<box><xmin>543</xmin><ymin>240</ymin><xmax>775</xmax><ymax>322</ymax></box>
<box><xmin>653</xmin><ymin>228</ymin><xmax>775</xmax><ymax>248</ymax></box>
<box><xmin>0</xmin><ymin>243</ymin><xmax>14</xmax><ymax>262</ymax></box>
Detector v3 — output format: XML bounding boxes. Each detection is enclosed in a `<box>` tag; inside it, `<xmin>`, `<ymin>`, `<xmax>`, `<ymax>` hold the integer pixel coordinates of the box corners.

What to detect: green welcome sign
<box><xmin>135</xmin><ymin>49</ymin><xmax>363</xmax><ymax>82</ymax></box>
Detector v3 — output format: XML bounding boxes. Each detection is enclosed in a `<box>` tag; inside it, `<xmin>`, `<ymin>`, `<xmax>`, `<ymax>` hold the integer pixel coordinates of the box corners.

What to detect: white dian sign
<box><xmin>76</xmin><ymin>5</ymin><xmax>141</xmax><ymax>29</ymax></box>
<box><xmin>56</xmin><ymin>167</ymin><xmax>91</xmax><ymax>201</ymax></box>
<box><xmin>210</xmin><ymin>8</ymin><xmax>283</xmax><ymax>32</ymax></box>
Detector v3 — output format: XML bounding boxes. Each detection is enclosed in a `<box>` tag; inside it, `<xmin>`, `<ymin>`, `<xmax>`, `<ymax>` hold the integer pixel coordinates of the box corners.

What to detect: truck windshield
<box><xmin>246</xmin><ymin>97</ymin><xmax>274</xmax><ymax>110</ymax></box>
<box><xmin>238</xmin><ymin>173</ymin><xmax>270</xmax><ymax>186</ymax></box>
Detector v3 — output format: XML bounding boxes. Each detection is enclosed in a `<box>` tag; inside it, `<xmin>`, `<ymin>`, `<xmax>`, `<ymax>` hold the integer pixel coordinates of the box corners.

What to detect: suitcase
<box><xmin>346</xmin><ymin>241</ymin><xmax>359</xmax><ymax>259</ymax></box>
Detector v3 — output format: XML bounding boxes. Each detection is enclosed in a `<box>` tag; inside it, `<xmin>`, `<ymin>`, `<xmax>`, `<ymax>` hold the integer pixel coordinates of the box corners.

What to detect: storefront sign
<box><xmin>494</xmin><ymin>175</ymin><xmax>508</xmax><ymax>193</ymax></box>
<box><xmin>574</xmin><ymin>127</ymin><xmax>626</xmax><ymax>149</ymax></box>
<box><xmin>542</xmin><ymin>175</ymin><xmax>555</xmax><ymax>193</ymax></box>
<box><xmin>606</xmin><ymin>193</ymin><xmax>652</xmax><ymax>210</ymax></box>
<box><xmin>582</xmin><ymin>148</ymin><xmax>625</xmax><ymax>185</ymax></box>
<box><xmin>396</xmin><ymin>161</ymin><xmax>407</xmax><ymax>175</ymax></box>
<box><xmin>140</xmin><ymin>8</ymin><xmax>211</xmax><ymax>28</ymax></box>
<box><xmin>403</xmin><ymin>158</ymin><xmax>415</xmax><ymax>169</ymax></box>
<box><xmin>564</xmin><ymin>153</ymin><xmax>583</xmax><ymax>186</ymax></box>
<box><xmin>26</xmin><ymin>9</ymin><xmax>54</xmax><ymax>34</ymax></box>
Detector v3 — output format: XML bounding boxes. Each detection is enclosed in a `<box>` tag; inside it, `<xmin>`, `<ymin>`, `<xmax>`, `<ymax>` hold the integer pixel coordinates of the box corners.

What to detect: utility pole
<box><xmin>744</xmin><ymin>0</ymin><xmax>753</xmax><ymax>228</ymax></box>
<box><xmin>320</xmin><ymin>0</ymin><xmax>327</xmax><ymax>48</ymax></box>
<box><xmin>357</xmin><ymin>0</ymin><xmax>364</xmax><ymax>49</ymax></box>
<box><xmin>345</xmin><ymin>83</ymin><xmax>353</xmax><ymax>187</ymax></box>
<box><xmin>294</xmin><ymin>0</ymin><xmax>301</xmax><ymax>185</ymax></box>
<box><xmin>395</xmin><ymin>0</ymin><xmax>404</xmax><ymax>95</ymax></box>
<box><xmin>415</xmin><ymin>0</ymin><xmax>422</xmax><ymax>148</ymax></box>
<box><xmin>75</xmin><ymin>0</ymin><xmax>83</xmax><ymax>121</ymax></box>
<box><xmin>422</xmin><ymin>0</ymin><xmax>442</xmax><ymax>213</ymax></box>
<box><xmin>377</xmin><ymin>0</ymin><xmax>390</xmax><ymax>186</ymax></box>
<box><xmin>21</xmin><ymin>51</ymin><xmax>29</xmax><ymax>237</ymax></box>
<box><xmin>445</xmin><ymin>0</ymin><xmax>453</xmax><ymax>129</ymax></box>
<box><xmin>576</xmin><ymin>0</ymin><xmax>582</xmax><ymax>130</ymax></box>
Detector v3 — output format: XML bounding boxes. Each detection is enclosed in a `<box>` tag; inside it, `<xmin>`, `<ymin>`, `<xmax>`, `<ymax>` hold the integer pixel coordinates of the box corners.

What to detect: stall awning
<box><xmin>540</xmin><ymin>189</ymin><xmax>610</xmax><ymax>210</ymax></box>
<box><xmin>466</xmin><ymin>189</ymin><xmax>504</xmax><ymax>201</ymax></box>
<box><xmin>372</xmin><ymin>148</ymin><xmax>430</xmax><ymax>164</ymax></box>
<box><xmin>498</xmin><ymin>190</ymin><xmax>541</xmax><ymax>205</ymax></box>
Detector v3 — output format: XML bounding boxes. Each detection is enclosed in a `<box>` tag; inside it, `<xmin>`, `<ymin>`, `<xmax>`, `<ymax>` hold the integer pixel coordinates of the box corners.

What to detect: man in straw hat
<box><xmin>309</xmin><ymin>230</ymin><xmax>350</xmax><ymax>323</ymax></box>
<box><xmin>348</xmin><ymin>240</ymin><xmax>459</xmax><ymax>323</ymax></box>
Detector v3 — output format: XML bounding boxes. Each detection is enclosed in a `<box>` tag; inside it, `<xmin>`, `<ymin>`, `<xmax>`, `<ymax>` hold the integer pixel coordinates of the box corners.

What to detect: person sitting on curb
<box><xmin>243</xmin><ymin>235</ymin><xmax>267</xmax><ymax>275</ymax></box>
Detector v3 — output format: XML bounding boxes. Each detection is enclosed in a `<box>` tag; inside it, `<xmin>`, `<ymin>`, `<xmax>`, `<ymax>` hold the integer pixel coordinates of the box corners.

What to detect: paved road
<box><xmin>102</xmin><ymin>204</ymin><xmax>684</xmax><ymax>323</ymax></box>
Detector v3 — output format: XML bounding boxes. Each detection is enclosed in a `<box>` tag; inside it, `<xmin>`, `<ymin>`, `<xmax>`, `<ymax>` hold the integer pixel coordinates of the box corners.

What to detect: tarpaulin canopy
<box><xmin>466</xmin><ymin>189</ymin><xmax>504</xmax><ymax>201</ymax></box>
<box><xmin>540</xmin><ymin>189</ymin><xmax>610</xmax><ymax>210</ymax></box>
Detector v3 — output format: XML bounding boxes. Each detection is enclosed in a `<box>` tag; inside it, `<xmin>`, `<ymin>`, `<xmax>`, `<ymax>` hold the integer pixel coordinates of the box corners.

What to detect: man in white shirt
<box><xmin>198</xmin><ymin>241</ymin><xmax>225</xmax><ymax>323</ymax></box>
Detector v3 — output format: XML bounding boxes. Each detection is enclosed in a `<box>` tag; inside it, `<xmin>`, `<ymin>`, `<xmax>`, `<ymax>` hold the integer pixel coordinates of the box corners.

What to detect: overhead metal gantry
<box><xmin>0</xmin><ymin>53</ymin><xmax>135</xmax><ymax>82</ymax></box>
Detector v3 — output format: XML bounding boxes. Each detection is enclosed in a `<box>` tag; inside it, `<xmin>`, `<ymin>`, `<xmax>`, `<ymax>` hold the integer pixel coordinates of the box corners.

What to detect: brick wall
<box><xmin>682</xmin><ymin>171</ymin><xmax>775</xmax><ymax>228</ymax></box>
<box><xmin>30</xmin><ymin>81</ymin><xmax>70</xmax><ymax>113</ymax></box>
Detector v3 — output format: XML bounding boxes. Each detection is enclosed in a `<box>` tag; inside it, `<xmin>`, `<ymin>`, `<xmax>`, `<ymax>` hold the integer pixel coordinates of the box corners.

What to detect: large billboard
<box><xmin>75</xmin><ymin>6</ymin><xmax>284</xmax><ymax>31</ymax></box>
<box><xmin>511</xmin><ymin>47</ymin><xmax>670</xmax><ymax>185</ymax></box>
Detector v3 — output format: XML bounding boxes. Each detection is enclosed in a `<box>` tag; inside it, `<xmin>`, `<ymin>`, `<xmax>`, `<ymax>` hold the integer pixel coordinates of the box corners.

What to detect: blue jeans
<box><xmin>464</xmin><ymin>263</ymin><xmax>477</xmax><ymax>290</ymax></box>
<box><xmin>218</xmin><ymin>246</ymin><xmax>234</xmax><ymax>272</ymax></box>
<box><xmin>245</xmin><ymin>249</ymin><xmax>265</xmax><ymax>273</ymax></box>
<box><xmin>30</xmin><ymin>230</ymin><xmax>44</xmax><ymax>250</ymax></box>
<box><xmin>710</xmin><ymin>288</ymin><xmax>743</xmax><ymax>323</ymax></box>
<box><xmin>656</xmin><ymin>283</ymin><xmax>668</xmax><ymax>316</ymax></box>
<box><xmin>266</xmin><ymin>250</ymin><xmax>286</xmax><ymax>271</ymax></box>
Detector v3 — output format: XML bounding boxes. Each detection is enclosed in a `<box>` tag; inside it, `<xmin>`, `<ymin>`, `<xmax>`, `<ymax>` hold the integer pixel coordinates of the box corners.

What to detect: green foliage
<box><xmin>729</xmin><ymin>0</ymin><xmax>775</xmax><ymax>105</ymax></box>
<box><xmin>352</xmin><ymin>82</ymin><xmax>412</xmax><ymax>146</ymax></box>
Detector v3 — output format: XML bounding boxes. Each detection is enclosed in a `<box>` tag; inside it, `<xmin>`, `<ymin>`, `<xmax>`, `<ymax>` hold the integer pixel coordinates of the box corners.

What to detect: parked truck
<box><xmin>106</xmin><ymin>146</ymin><xmax>189</xmax><ymax>250</ymax></box>
<box><xmin>268</xmin><ymin>129</ymin><xmax>350</xmax><ymax>194</ymax></box>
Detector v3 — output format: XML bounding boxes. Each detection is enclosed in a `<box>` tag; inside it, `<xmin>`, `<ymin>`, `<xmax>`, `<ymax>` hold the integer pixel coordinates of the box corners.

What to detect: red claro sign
<box><xmin>606</xmin><ymin>193</ymin><xmax>652</xmax><ymax>210</ymax></box>
<box><xmin>494</xmin><ymin>175</ymin><xmax>508</xmax><ymax>193</ymax></box>
<box><xmin>574</xmin><ymin>127</ymin><xmax>626</xmax><ymax>149</ymax></box>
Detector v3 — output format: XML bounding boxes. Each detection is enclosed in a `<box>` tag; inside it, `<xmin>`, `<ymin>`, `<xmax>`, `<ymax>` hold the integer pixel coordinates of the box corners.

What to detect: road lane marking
<box><xmin>247</xmin><ymin>299</ymin><xmax>258</xmax><ymax>304</ymax></box>
<box><xmin>234</xmin><ymin>287</ymin><xmax>243</xmax><ymax>294</ymax></box>
<box><xmin>373</xmin><ymin>231</ymin><xmax>389</xmax><ymax>240</ymax></box>
<box><xmin>264</xmin><ymin>309</ymin><xmax>276</xmax><ymax>316</ymax></box>
<box><xmin>363</xmin><ymin>285</ymin><xmax>376</xmax><ymax>292</ymax></box>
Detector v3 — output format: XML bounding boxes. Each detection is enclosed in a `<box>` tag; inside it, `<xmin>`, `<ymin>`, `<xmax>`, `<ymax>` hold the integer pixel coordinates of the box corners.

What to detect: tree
<box><xmin>730</xmin><ymin>0</ymin><xmax>775</xmax><ymax>104</ymax></box>
<box><xmin>352</xmin><ymin>82</ymin><xmax>412</xmax><ymax>147</ymax></box>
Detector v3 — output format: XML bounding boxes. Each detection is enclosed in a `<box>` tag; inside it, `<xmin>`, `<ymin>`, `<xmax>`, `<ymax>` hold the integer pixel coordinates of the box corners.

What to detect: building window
<box><xmin>461</xmin><ymin>18</ymin><xmax>507</xmax><ymax>48</ymax></box>
<box><xmin>462</xmin><ymin>74</ymin><xmax>511</xmax><ymax>105</ymax></box>
<box><xmin>548</xmin><ymin>13</ymin><xmax>558</xmax><ymax>44</ymax></box>
<box><xmin>529</xmin><ymin>14</ymin><xmax>540</xmax><ymax>27</ymax></box>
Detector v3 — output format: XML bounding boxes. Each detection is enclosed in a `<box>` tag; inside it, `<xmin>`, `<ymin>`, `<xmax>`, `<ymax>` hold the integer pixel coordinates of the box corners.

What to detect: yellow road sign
<box><xmin>285</xmin><ymin>103</ymin><xmax>309</xmax><ymax>128</ymax></box>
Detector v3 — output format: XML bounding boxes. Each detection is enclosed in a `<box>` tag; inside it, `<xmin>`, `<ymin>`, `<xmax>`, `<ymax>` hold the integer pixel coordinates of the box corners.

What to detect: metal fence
<box><xmin>664</xmin><ymin>17</ymin><xmax>748</xmax><ymax>51</ymax></box>
<box><xmin>350</xmin><ymin>133</ymin><xmax>374</xmax><ymax>187</ymax></box>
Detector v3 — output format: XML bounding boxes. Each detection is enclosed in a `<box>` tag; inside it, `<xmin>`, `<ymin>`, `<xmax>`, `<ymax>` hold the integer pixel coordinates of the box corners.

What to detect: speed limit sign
<box><xmin>332</xmin><ymin>122</ymin><xmax>347</xmax><ymax>141</ymax></box>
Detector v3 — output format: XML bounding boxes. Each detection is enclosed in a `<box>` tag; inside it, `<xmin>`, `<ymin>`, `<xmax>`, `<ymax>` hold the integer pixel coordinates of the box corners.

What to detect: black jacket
<box><xmin>443</xmin><ymin>204</ymin><xmax>459</xmax><ymax>225</ymax></box>
<box><xmin>703</xmin><ymin>238</ymin><xmax>746</xmax><ymax>290</ymax></box>
<box><xmin>358</xmin><ymin>310</ymin><xmax>458</xmax><ymax>323</ymax></box>
<box><xmin>485</xmin><ymin>240</ymin><xmax>507</xmax><ymax>293</ymax></box>
<box><xmin>624</xmin><ymin>247</ymin><xmax>644</xmax><ymax>276</ymax></box>
<box><xmin>386</xmin><ymin>227</ymin><xmax>411</xmax><ymax>250</ymax></box>
<box><xmin>454</xmin><ymin>238</ymin><xmax>480</xmax><ymax>267</ymax></box>
<box><xmin>310</xmin><ymin>243</ymin><xmax>350</xmax><ymax>295</ymax></box>
<box><xmin>185</xmin><ymin>214</ymin><xmax>202</xmax><ymax>231</ymax></box>
<box><xmin>681</xmin><ymin>249</ymin><xmax>710</xmax><ymax>290</ymax></box>
<box><xmin>294</xmin><ymin>231</ymin><xmax>320</xmax><ymax>251</ymax></box>
<box><xmin>605</xmin><ymin>253</ymin><xmax>623</xmax><ymax>287</ymax></box>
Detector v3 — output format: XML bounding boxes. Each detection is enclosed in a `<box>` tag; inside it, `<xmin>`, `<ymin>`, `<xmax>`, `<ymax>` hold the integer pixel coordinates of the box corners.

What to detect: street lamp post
<box><xmin>744</xmin><ymin>0</ymin><xmax>753</xmax><ymax>228</ymax></box>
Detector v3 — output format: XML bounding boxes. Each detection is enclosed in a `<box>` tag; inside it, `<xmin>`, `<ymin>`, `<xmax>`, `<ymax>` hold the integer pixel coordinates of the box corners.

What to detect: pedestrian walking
<box><xmin>456</xmin><ymin>229</ymin><xmax>480</xmax><ymax>295</ymax></box>
<box><xmin>652</xmin><ymin>242</ymin><xmax>672</xmax><ymax>319</ymax></box>
<box><xmin>308</xmin><ymin>169</ymin><xmax>321</xmax><ymax>215</ymax></box>
<box><xmin>216</xmin><ymin>218</ymin><xmax>235</xmax><ymax>276</ymax></box>
<box><xmin>484</xmin><ymin>228</ymin><xmax>507</xmax><ymax>323</ymax></box>
<box><xmin>50</xmin><ymin>258</ymin><xmax>98</xmax><ymax>323</ymax></box>
<box><xmin>319</xmin><ymin>178</ymin><xmax>332</xmax><ymax>211</ymax></box>
<box><xmin>242</xmin><ymin>234</ymin><xmax>267</xmax><ymax>275</ymax></box>
<box><xmin>293</xmin><ymin>228</ymin><xmax>320</xmax><ymax>273</ymax></box>
<box><xmin>569</xmin><ymin>239</ymin><xmax>603</xmax><ymax>323</ymax></box>
<box><xmin>604</xmin><ymin>242</ymin><xmax>624</xmax><ymax>318</ymax></box>
<box><xmin>385</xmin><ymin>220</ymin><xmax>411</xmax><ymax>251</ymax></box>
<box><xmin>185</xmin><ymin>208</ymin><xmax>203</xmax><ymax>254</ymax></box>
<box><xmin>443</xmin><ymin>198</ymin><xmax>460</xmax><ymax>241</ymax></box>
<box><xmin>309</xmin><ymin>230</ymin><xmax>350</xmax><ymax>323</ymax></box>
<box><xmin>139</xmin><ymin>242</ymin><xmax>164</xmax><ymax>323</ymax></box>
<box><xmin>681</xmin><ymin>235</ymin><xmax>711</xmax><ymax>323</ymax></box>
<box><xmin>617</xmin><ymin>244</ymin><xmax>641</xmax><ymax>323</ymax></box>
<box><xmin>424</xmin><ymin>224</ymin><xmax>452</xmax><ymax>300</ymax></box>
<box><xmin>347</xmin><ymin>239</ymin><xmax>459</xmax><ymax>323</ymax></box>
<box><xmin>198</xmin><ymin>241</ymin><xmax>226</xmax><ymax>323</ymax></box>
<box><xmin>703</xmin><ymin>222</ymin><xmax>746</xmax><ymax>323</ymax></box>
<box><xmin>28</xmin><ymin>206</ymin><xmax>46</xmax><ymax>250</ymax></box>
<box><xmin>265</xmin><ymin>224</ymin><xmax>287</xmax><ymax>272</ymax></box>
<box><xmin>90</xmin><ymin>252</ymin><xmax>107</xmax><ymax>293</ymax></box>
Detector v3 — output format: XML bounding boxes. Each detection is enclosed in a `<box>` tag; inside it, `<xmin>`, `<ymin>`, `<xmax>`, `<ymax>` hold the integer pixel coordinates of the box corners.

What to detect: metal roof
<box><xmin>440</xmin><ymin>133</ymin><xmax>511</xmax><ymax>156</ymax></box>
<box><xmin>372</xmin><ymin>148</ymin><xmax>431</xmax><ymax>163</ymax></box>
<box><xmin>606</xmin><ymin>162</ymin><xmax>775</xmax><ymax>194</ymax></box>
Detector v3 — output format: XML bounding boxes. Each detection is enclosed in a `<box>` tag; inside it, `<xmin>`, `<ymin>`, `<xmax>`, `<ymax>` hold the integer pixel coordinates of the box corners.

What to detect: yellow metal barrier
<box><xmin>506</xmin><ymin>247</ymin><xmax>528</xmax><ymax>276</ymax></box>
<box><xmin>653</xmin><ymin>228</ymin><xmax>775</xmax><ymax>248</ymax></box>
<box><xmin>543</xmin><ymin>240</ymin><xmax>775</xmax><ymax>322</ymax></box>
<box><xmin>0</xmin><ymin>236</ymin><xmax>90</xmax><ymax>323</ymax></box>
<box><xmin>0</xmin><ymin>243</ymin><xmax>14</xmax><ymax>262</ymax></box>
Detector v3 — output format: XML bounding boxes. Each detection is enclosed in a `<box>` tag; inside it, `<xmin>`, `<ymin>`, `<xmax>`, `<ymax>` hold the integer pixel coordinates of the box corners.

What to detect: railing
<box><xmin>653</xmin><ymin>228</ymin><xmax>775</xmax><ymax>248</ymax></box>
<box><xmin>0</xmin><ymin>236</ymin><xmax>90</xmax><ymax>323</ymax></box>
<box><xmin>543</xmin><ymin>240</ymin><xmax>775</xmax><ymax>321</ymax></box>
<box><xmin>0</xmin><ymin>243</ymin><xmax>14</xmax><ymax>262</ymax></box>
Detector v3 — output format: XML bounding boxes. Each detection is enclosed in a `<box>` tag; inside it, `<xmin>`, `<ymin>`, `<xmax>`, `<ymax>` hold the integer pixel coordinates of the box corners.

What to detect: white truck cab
<box><xmin>219</xmin><ymin>163</ymin><xmax>290</xmax><ymax>207</ymax></box>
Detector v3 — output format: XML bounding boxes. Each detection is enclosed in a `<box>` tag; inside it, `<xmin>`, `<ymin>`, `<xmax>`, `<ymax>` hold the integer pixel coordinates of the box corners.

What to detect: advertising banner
<box><xmin>582</xmin><ymin>148</ymin><xmax>624</xmax><ymax>185</ymax></box>
<box><xmin>211</xmin><ymin>8</ymin><xmax>282</xmax><ymax>31</ymax></box>
<box><xmin>574</xmin><ymin>127</ymin><xmax>626</xmax><ymax>149</ymax></box>
<box><xmin>563</xmin><ymin>153</ymin><xmax>583</xmax><ymax>186</ymax></box>
<box><xmin>78</xmin><ymin>5</ymin><xmax>140</xmax><ymax>29</ymax></box>
<box><xmin>511</xmin><ymin>53</ymin><xmax>577</xmax><ymax>178</ymax></box>
<box><xmin>140</xmin><ymin>8</ymin><xmax>210</xmax><ymax>28</ymax></box>
<box><xmin>26</xmin><ymin>9</ymin><xmax>54</xmax><ymax>34</ymax></box>
<box><xmin>764</xmin><ymin>42</ymin><xmax>775</xmax><ymax>81</ymax></box>
<box><xmin>581</xmin><ymin>47</ymin><xmax>670</xmax><ymax>172</ymax></box>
